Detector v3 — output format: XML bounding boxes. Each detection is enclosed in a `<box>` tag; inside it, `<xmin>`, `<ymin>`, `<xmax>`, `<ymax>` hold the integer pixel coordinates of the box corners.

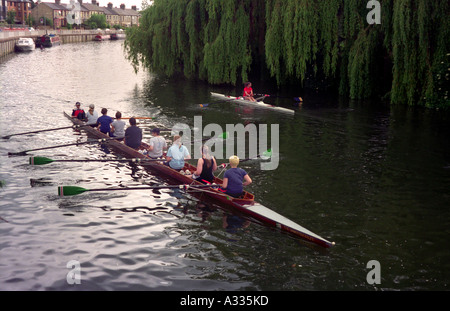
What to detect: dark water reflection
<box><xmin>1</xmin><ymin>41</ymin><xmax>449</xmax><ymax>291</ymax></box>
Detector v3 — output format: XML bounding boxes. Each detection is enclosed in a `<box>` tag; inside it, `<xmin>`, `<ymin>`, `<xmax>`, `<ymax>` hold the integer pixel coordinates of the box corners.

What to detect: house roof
<box><xmin>121</xmin><ymin>8</ymin><xmax>140</xmax><ymax>16</ymax></box>
<box><xmin>36</xmin><ymin>1</ymin><xmax>140</xmax><ymax>18</ymax></box>
<box><xmin>102</xmin><ymin>7</ymin><xmax>117</xmax><ymax>16</ymax></box>
<box><xmin>81</xmin><ymin>3</ymin><xmax>104</xmax><ymax>12</ymax></box>
<box><xmin>41</xmin><ymin>2</ymin><xmax>68</xmax><ymax>11</ymax></box>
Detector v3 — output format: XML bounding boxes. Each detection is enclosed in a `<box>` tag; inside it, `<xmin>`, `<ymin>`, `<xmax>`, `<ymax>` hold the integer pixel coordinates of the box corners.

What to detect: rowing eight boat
<box><xmin>210</xmin><ymin>92</ymin><xmax>295</xmax><ymax>115</ymax></box>
<box><xmin>63</xmin><ymin>112</ymin><xmax>334</xmax><ymax>248</ymax></box>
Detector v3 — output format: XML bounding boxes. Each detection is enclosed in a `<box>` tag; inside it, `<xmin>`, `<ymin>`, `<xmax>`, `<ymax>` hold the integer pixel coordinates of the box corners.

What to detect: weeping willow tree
<box><xmin>124</xmin><ymin>0</ymin><xmax>263</xmax><ymax>84</ymax></box>
<box><xmin>390</xmin><ymin>0</ymin><xmax>449</xmax><ymax>108</ymax></box>
<box><xmin>125</xmin><ymin>0</ymin><xmax>450</xmax><ymax>108</ymax></box>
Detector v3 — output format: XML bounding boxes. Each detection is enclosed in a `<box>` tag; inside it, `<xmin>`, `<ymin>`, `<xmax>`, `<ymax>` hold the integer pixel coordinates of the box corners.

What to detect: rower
<box><xmin>146</xmin><ymin>128</ymin><xmax>167</xmax><ymax>159</ymax></box>
<box><xmin>124</xmin><ymin>117</ymin><xmax>142</xmax><ymax>149</ymax></box>
<box><xmin>111</xmin><ymin>111</ymin><xmax>126</xmax><ymax>141</ymax></box>
<box><xmin>96</xmin><ymin>108</ymin><xmax>113</xmax><ymax>135</ymax></box>
<box><xmin>165</xmin><ymin>135</ymin><xmax>190</xmax><ymax>170</ymax></box>
<box><xmin>243</xmin><ymin>82</ymin><xmax>256</xmax><ymax>102</ymax></box>
<box><xmin>221</xmin><ymin>155</ymin><xmax>252</xmax><ymax>198</ymax></box>
<box><xmin>72</xmin><ymin>102</ymin><xmax>86</xmax><ymax>121</ymax></box>
<box><xmin>85</xmin><ymin>104</ymin><xmax>98</xmax><ymax>127</ymax></box>
<box><xmin>190</xmin><ymin>145</ymin><xmax>218</xmax><ymax>184</ymax></box>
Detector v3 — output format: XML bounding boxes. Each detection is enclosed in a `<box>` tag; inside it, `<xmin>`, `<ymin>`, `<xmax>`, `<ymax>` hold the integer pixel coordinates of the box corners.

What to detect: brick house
<box><xmin>6</xmin><ymin>0</ymin><xmax>32</xmax><ymax>25</ymax></box>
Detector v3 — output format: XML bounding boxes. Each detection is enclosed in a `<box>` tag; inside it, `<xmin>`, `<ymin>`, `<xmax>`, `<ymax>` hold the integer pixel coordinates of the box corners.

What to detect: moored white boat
<box><xmin>210</xmin><ymin>92</ymin><xmax>295</xmax><ymax>115</ymax></box>
<box><xmin>15</xmin><ymin>38</ymin><xmax>35</xmax><ymax>52</ymax></box>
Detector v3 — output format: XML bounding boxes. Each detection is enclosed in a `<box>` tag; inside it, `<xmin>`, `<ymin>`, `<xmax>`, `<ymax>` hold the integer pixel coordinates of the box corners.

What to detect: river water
<box><xmin>0</xmin><ymin>41</ymin><xmax>449</xmax><ymax>291</ymax></box>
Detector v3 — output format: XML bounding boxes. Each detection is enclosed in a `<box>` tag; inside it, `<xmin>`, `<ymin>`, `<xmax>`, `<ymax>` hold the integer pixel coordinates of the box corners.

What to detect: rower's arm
<box><xmin>194</xmin><ymin>158</ymin><xmax>204</xmax><ymax>176</ymax></box>
<box><xmin>222</xmin><ymin>177</ymin><xmax>228</xmax><ymax>189</ymax></box>
<box><xmin>243</xmin><ymin>175</ymin><xmax>252</xmax><ymax>186</ymax></box>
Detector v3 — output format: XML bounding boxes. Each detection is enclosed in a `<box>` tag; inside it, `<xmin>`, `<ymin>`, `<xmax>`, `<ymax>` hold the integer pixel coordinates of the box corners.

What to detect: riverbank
<box><xmin>0</xmin><ymin>29</ymin><xmax>121</xmax><ymax>58</ymax></box>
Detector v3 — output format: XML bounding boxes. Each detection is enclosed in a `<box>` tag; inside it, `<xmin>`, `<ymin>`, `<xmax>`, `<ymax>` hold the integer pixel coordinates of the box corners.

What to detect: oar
<box><xmin>199</xmin><ymin>95</ymin><xmax>266</xmax><ymax>108</ymax></box>
<box><xmin>120</xmin><ymin>117</ymin><xmax>156</xmax><ymax>120</ymax></box>
<box><xmin>29</xmin><ymin>156</ymin><xmax>163</xmax><ymax>165</ymax></box>
<box><xmin>1</xmin><ymin>125</ymin><xmax>83</xmax><ymax>139</ymax></box>
<box><xmin>8</xmin><ymin>138</ymin><xmax>115</xmax><ymax>156</ymax></box>
<box><xmin>218</xmin><ymin>149</ymin><xmax>273</xmax><ymax>168</ymax></box>
<box><xmin>255</xmin><ymin>94</ymin><xmax>303</xmax><ymax>102</ymax></box>
<box><xmin>58</xmin><ymin>184</ymin><xmax>218</xmax><ymax>197</ymax></box>
<box><xmin>199</xmin><ymin>96</ymin><xmax>242</xmax><ymax>108</ymax></box>
<box><xmin>190</xmin><ymin>131</ymin><xmax>229</xmax><ymax>144</ymax></box>
<box><xmin>241</xmin><ymin>148</ymin><xmax>273</xmax><ymax>163</ymax></box>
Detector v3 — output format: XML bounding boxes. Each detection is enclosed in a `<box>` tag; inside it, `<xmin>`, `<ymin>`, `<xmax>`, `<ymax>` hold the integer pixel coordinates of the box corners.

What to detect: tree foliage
<box><xmin>124</xmin><ymin>0</ymin><xmax>450</xmax><ymax>108</ymax></box>
<box><xmin>87</xmin><ymin>14</ymin><xmax>107</xmax><ymax>29</ymax></box>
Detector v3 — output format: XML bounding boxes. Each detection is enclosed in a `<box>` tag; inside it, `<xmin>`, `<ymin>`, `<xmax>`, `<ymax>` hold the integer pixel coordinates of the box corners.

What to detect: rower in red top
<box><xmin>72</xmin><ymin>102</ymin><xmax>86</xmax><ymax>121</ymax></box>
<box><xmin>243</xmin><ymin>82</ymin><xmax>256</xmax><ymax>102</ymax></box>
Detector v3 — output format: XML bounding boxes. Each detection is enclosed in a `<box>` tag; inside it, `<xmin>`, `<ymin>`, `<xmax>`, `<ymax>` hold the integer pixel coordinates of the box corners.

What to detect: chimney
<box><xmin>107</xmin><ymin>2</ymin><xmax>113</xmax><ymax>8</ymax></box>
<box><xmin>132</xmin><ymin>5</ymin><xmax>137</xmax><ymax>11</ymax></box>
<box><xmin>78</xmin><ymin>0</ymin><xmax>83</xmax><ymax>4</ymax></box>
<box><xmin>91</xmin><ymin>0</ymin><xmax>96</xmax><ymax>4</ymax></box>
<box><xmin>55</xmin><ymin>0</ymin><xmax>61</xmax><ymax>5</ymax></box>
<box><xmin>120</xmin><ymin>4</ymin><xmax>125</xmax><ymax>10</ymax></box>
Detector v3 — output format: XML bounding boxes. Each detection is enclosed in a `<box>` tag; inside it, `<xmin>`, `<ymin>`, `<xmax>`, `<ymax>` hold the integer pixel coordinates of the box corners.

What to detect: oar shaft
<box><xmin>255</xmin><ymin>94</ymin><xmax>303</xmax><ymax>101</ymax></box>
<box><xmin>30</xmin><ymin>156</ymin><xmax>162</xmax><ymax>165</ymax></box>
<box><xmin>58</xmin><ymin>184</ymin><xmax>217</xmax><ymax>196</ymax></box>
<box><xmin>2</xmin><ymin>125</ymin><xmax>82</xmax><ymax>139</ymax></box>
<box><xmin>53</xmin><ymin>158</ymin><xmax>142</xmax><ymax>163</ymax></box>
<box><xmin>121</xmin><ymin>117</ymin><xmax>155</xmax><ymax>120</ymax></box>
<box><xmin>219</xmin><ymin>149</ymin><xmax>272</xmax><ymax>167</ymax></box>
<box><xmin>200</xmin><ymin>96</ymin><xmax>241</xmax><ymax>107</ymax></box>
<box><xmin>9</xmin><ymin>138</ymin><xmax>114</xmax><ymax>156</ymax></box>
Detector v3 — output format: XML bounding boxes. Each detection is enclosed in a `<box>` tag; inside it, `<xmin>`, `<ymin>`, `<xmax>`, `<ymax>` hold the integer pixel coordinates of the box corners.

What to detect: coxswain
<box><xmin>72</xmin><ymin>102</ymin><xmax>86</xmax><ymax>120</ymax></box>
<box><xmin>124</xmin><ymin>117</ymin><xmax>142</xmax><ymax>149</ymax></box>
<box><xmin>221</xmin><ymin>155</ymin><xmax>252</xmax><ymax>198</ymax></box>
<box><xmin>243</xmin><ymin>82</ymin><xmax>256</xmax><ymax>102</ymax></box>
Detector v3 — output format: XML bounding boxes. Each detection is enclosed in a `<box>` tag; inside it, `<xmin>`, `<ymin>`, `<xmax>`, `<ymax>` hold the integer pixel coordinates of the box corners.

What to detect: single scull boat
<box><xmin>210</xmin><ymin>92</ymin><xmax>295</xmax><ymax>115</ymax></box>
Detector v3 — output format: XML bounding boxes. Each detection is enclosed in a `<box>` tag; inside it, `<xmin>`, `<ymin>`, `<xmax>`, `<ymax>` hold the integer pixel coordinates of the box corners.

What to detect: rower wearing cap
<box><xmin>146</xmin><ymin>128</ymin><xmax>167</xmax><ymax>159</ymax></box>
<box><xmin>86</xmin><ymin>104</ymin><xmax>98</xmax><ymax>127</ymax></box>
<box><xmin>221</xmin><ymin>155</ymin><xmax>252</xmax><ymax>198</ymax></box>
<box><xmin>72</xmin><ymin>102</ymin><xmax>86</xmax><ymax>121</ymax></box>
